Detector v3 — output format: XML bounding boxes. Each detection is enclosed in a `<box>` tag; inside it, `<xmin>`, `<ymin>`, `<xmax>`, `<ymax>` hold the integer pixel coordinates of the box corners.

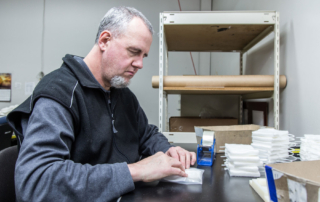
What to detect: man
<box><xmin>7</xmin><ymin>6</ymin><xmax>196</xmax><ymax>202</ymax></box>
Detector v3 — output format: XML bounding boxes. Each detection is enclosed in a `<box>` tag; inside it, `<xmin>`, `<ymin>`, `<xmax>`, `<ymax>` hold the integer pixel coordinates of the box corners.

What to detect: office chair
<box><xmin>0</xmin><ymin>123</ymin><xmax>14</xmax><ymax>151</ymax></box>
<box><xmin>0</xmin><ymin>145</ymin><xmax>18</xmax><ymax>202</ymax></box>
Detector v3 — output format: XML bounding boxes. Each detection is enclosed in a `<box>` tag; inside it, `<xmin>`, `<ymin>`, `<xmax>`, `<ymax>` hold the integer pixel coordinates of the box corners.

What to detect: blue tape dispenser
<box><xmin>197</xmin><ymin>134</ymin><xmax>215</xmax><ymax>166</ymax></box>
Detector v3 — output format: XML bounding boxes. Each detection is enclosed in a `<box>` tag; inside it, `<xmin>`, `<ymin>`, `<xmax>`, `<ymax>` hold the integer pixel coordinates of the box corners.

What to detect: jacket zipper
<box><xmin>108</xmin><ymin>96</ymin><xmax>130</xmax><ymax>163</ymax></box>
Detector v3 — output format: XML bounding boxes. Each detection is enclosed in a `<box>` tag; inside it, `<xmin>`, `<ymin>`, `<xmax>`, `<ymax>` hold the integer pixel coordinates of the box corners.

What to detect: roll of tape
<box><xmin>202</xmin><ymin>131</ymin><xmax>214</xmax><ymax>146</ymax></box>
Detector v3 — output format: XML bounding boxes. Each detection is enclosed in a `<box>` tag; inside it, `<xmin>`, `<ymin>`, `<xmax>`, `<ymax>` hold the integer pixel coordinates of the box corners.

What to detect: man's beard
<box><xmin>110</xmin><ymin>75</ymin><xmax>130</xmax><ymax>88</ymax></box>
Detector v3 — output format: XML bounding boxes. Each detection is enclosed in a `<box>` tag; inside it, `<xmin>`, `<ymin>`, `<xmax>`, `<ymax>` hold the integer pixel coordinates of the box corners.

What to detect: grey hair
<box><xmin>95</xmin><ymin>6</ymin><xmax>154</xmax><ymax>43</ymax></box>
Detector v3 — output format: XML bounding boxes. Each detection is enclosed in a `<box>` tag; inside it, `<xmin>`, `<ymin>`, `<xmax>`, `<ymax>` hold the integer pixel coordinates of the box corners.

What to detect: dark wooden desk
<box><xmin>120</xmin><ymin>143</ymin><xmax>263</xmax><ymax>202</ymax></box>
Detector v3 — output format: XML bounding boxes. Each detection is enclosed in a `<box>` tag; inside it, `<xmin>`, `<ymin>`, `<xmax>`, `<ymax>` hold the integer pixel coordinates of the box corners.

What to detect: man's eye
<box><xmin>129</xmin><ymin>50</ymin><xmax>138</xmax><ymax>54</ymax></box>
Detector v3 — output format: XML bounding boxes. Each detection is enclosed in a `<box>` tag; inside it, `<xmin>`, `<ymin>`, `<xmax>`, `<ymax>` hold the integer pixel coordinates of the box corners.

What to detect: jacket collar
<box><xmin>62</xmin><ymin>54</ymin><xmax>119</xmax><ymax>104</ymax></box>
<box><xmin>62</xmin><ymin>54</ymin><xmax>104</xmax><ymax>89</ymax></box>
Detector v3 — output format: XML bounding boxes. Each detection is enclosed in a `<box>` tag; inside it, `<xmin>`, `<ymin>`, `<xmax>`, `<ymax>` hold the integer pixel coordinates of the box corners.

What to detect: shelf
<box><xmin>163</xmin><ymin>11</ymin><xmax>276</xmax><ymax>52</ymax></box>
<box><xmin>165</xmin><ymin>24</ymin><xmax>273</xmax><ymax>52</ymax></box>
<box><xmin>163</xmin><ymin>87</ymin><xmax>274</xmax><ymax>95</ymax></box>
<box><xmin>158</xmin><ymin>11</ymin><xmax>281</xmax><ymax>131</ymax></box>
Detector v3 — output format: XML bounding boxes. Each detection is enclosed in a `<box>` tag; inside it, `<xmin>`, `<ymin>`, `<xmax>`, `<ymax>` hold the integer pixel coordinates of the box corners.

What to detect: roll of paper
<box><xmin>152</xmin><ymin>75</ymin><xmax>287</xmax><ymax>88</ymax></box>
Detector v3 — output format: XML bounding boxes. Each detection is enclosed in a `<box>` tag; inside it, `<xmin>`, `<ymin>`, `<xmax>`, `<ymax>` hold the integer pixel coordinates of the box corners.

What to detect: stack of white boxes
<box><xmin>224</xmin><ymin>144</ymin><xmax>261</xmax><ymax>177</ymax></box>
<box><xmin>300</xmin><ymin>134</ymin><xmax>320</xmax><ymax>161</ymax></box>
<box><xmin>251</xmin><ymin>128</ymin><xmax>294</xmax><ymax>164</ymax></box>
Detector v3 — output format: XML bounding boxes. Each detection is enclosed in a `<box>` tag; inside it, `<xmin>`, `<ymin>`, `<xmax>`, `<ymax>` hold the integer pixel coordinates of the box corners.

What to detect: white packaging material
<box><xmin>226</xmin><ymin>162</ymin><xmax>259</xmax><ymax>172</ymax></box>
<box><xmin>249</xmin><ymin>178</ymin><xmax>270</xmax><ymax>202</ymax></box>
<box><xmin>300</xmin><ymin>134</ymin><xmax>320</xmax><ymax>161</ymax></box>
<box><xmin>223</xmin><ymin>144</ymin><xmax>261</xmax><ymax>177</ymax></box>
<box><xmin>227</xmin><ymin>154</ymin><xmax>260</xmax><ymax>162</ymax></box>
<box><xmin>252</xmin><ymin>135</ymin><xmax>291</xmax><ymax>142</ymax></box>
<box><xmin>252</xmin><ymin>128</ymin><xmax>289</xmax><ymax>136</ymax></box>
<box><xmin>232</xmin><ymin>160</ymin><xmax>263</xmax><ymax>167</ymax></box>
<box><xmin>0</xmin><ymin>104</ymin><xmax>18</xmax><ymax>117</ymax></box>
<box><xmin>252</xmin><ymin>144</ymin><xmax>289</xmax><ymax>152</ymax></box>
<box><xmin>225</xmin><ymin>144</ymin><xmax>259</xmax><ymax>156</ymax></box>
<box><xmin>253</xmin><ymin>139</ymin><xmax>290</xmax><ymax>146</ymax></box>
<box><xmin>161</xmin><ymin>168</ymin><xmax>205</xmax><ymax>184</ymax></box>
<box><xmin>259</xmin><ymin>148</ymin><xmax>291</xmax><ymax>156</ymax></box>
<box><xmin>304</xmin><ymin>134</ymin><xmax>320</xmax><ymax>141</ymax></box>
<box><xmin>228</xmin><ymin>169</ymin><xmax>260</xmax><ymax>177</ymax></box>
<box><xmin>252</xmin><ymin>142</ymin><xmax>291</xmax><ymax>150</ymax></box>
<box><xmin>267</xmin><ymin>153</ymin><xmax>290</xmax><ymax>161</ymax></box>
<box><xmin>251</xmin><ymin>128</ymin><xmax>295</xmax><ymax>164</ymax></box>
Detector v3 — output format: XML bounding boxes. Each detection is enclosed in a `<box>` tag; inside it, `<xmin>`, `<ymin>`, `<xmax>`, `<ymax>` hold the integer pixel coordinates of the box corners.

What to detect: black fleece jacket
<box><xmin>7</xmin><ymin>54</ymin><xmax>171</xmax><ymax>202</ymax></box>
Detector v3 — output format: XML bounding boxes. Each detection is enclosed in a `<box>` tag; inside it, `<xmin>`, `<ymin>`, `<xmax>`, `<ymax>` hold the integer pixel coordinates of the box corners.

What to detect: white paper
<box><xmin>0</xmin><ymin>89</ymin><xmax>11</xmax><ymax>101</ymax></box>
<box><xmin>287</xmin><ymin>178</ymin><xmax>307</xmax><ymax>202</ymax></box>
<box><xmin>161</xmin><ymin>168</ymin><xmax>205</xmax><ymax>184</ymax></box>
<box><xmin>25</xmin><ymin>82</ymin><xmax>36</xmax><ymax>95</ymax></box>
<box><xmin>14</xmin><ymin>82</ymin><xmax>22</xmax><ymax>89</ymax></box>
<box><xmin>272</xmin><ymin>170</ymin><xmax>283</xmax><ymax>180</ymax></box>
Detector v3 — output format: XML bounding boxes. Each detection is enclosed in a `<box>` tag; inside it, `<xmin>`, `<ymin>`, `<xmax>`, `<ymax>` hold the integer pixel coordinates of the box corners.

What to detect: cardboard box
<box><xmin>194</xmin><ymin>125</ymin><xmax>261</xmax><ymax>153</ymax></box>
<box><xmin>169</xmin><ymin>117</ymin><xmax>238</xmax><ymax>132</ymax></box>
<box><xmin>265</xmin><ymin>160</ymin><xmax>320</xmax><ymax>202</ymax></box>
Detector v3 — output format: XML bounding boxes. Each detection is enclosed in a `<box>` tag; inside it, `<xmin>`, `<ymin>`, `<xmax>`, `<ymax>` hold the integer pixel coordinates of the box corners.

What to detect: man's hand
<box><xmin>128</xmin><ymin>152</ymin><xmax>187</xmax><ymax>182</ymax></box>
<box><xmin>165</xmin><ymin>146</ymin><xmax>196</xmax><ymax>169</ymax></box>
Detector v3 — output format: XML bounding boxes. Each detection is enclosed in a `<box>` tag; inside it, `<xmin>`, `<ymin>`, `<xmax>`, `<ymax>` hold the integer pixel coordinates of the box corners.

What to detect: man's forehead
<box><xmin>119</xmin><ymin>19</ymin><xmax>152</xmax><ymax>51</ymax></box>
<box><xmin>125</xmin><ymin>17</ymin><xmax>152</xmax><ymax>36</ymax></box>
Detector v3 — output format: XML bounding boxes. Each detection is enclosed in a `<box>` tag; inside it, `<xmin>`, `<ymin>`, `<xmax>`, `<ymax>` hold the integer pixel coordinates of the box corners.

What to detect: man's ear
<box><xmin>98</xmin><ymin>31</ymin><xmax>112</xmax><ymax>51</ymax></box>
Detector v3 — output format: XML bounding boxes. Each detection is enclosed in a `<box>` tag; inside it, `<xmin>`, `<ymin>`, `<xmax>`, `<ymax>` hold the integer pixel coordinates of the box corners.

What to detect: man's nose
<box><xmin>132</xmin><ymin>57</ymin><xmax>143</xmax><ymax>69</ymax></box>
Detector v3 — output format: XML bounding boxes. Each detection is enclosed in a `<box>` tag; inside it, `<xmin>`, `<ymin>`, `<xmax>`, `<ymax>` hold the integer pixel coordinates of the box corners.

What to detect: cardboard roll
<box><xmin>152</xmin><ymin>75</ymin><xmax>287</xmax><ymax>88</ymax></box>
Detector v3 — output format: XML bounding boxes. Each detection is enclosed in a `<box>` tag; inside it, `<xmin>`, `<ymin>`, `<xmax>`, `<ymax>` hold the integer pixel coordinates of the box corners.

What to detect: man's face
<box><xmin>100</xmin><ymin>17</ymin><xmax>153</xmax><ymax>88</ymax></box>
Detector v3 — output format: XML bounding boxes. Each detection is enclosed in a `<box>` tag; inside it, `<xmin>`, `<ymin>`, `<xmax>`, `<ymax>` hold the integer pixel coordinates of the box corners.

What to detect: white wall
<box><xmin>0</xmin><ymin>0</ymin><xmax>43</xmax><ymax>107</ymax></box>
<box><xmin>212</xmin><ymin>0</ymin><xmax>320</xmax><ymax>136</ymax></box>
<box><xmin>0</xmin><ymin>0</ymin><xmax>202</xmax><ymax>126</ymax></box>
<box><xmin>1</xmin><ymin>0</ymin><xmax>318</xmax><ymax>137</ymax></box>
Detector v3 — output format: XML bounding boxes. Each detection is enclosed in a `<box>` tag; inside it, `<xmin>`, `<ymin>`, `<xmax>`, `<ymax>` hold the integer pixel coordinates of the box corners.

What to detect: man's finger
<box><xmin>191</xmin><ymin>152</ymin><xmax>197</xmax><ymax>165</ymax></box>
<box><xmin>185</xmin><ymin>152</ymin><xmax>190</xmax><ymax>169</ymax></box>
<box><xmin>170</xmin><ymin>157</ymin><xmax>185</xmax><ymax>172</ymax></box>
<box><xmin>178</xmin><ymin>150</ymin><xmax>186</xmax><ymax>169</ymax></box>
<box><xmin>170</xmin><ymin>167</ymin><xmax>188</xmax><ymax>177</ymax></box>
<box><xmin>167</xmin><ymin>148</ymin><xmax>179</xmax><ymax>161</ymax></box>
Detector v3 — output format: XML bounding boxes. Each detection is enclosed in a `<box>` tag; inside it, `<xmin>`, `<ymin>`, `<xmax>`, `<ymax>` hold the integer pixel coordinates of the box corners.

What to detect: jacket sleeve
<box><xmin>136</xmin><ymin>105</ymin><xmax>173</xmax><ymax>156</ymax></box>
<box><xmin>15</xmin><ymin>97</ymin><xmax>134</xmax><ymax>202</ymax></box>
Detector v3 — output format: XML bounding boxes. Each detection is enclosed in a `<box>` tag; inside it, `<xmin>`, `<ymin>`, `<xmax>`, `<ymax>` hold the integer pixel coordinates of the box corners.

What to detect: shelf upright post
<box><xmin>274</xmin><ymin>12</ymin><xmax>280</xmax><ymax>130</ymax></box>
<box><xmin>239</xmin><ymin>52</ymin><xmax>244</xmax><ymax>124</ymax></box>
<box><xmin>240</xmin><ymin>53</ymin><xmax>243</xmax><ymax>75</ymax></box>
<box><xmin>165</xmin><ymin>46</ymin><xmax>169</xmax><ymax>132</ymax></box>
<box><xmin>159</xmin><ymin>13</ymin><xmax>164</xmax><ymax>132</ymax></box>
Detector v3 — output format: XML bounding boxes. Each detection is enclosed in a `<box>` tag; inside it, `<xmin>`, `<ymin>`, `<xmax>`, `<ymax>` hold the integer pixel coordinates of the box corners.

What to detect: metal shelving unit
<box><xmin>158</xmin><ymin>11</ymin><xmax>280</xmax><ymax>137</ymax></box>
